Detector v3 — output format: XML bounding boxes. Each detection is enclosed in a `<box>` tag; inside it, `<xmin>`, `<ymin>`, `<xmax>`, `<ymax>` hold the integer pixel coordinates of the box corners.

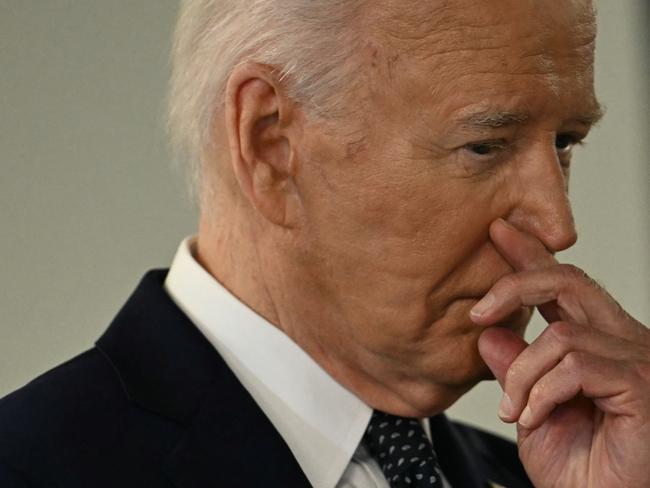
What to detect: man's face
<box><xmin>291</xmin><ymin>0</ymin><xmax>600</xmax><ymax>414</ymax></box>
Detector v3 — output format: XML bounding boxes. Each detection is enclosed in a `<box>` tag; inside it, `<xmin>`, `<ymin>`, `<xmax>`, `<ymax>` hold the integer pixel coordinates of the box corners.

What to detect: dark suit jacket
<box><xmin>0</xmin><ymin>270</ymin><xmax>533</xmax><ymax>488</ymax></box>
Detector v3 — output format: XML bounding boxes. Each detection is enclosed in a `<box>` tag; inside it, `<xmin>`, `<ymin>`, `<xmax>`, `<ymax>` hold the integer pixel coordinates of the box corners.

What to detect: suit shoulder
<box><xmin>0</xmin><ymin>348</ymin><xmax>128</xmax><ymax>466</ymax></box>
<box><xmin>451</xmin><ymin>421</ymin><xmax>532</xmax><ymax>487</ymax></box>
<box><xmin>0</xmin><ymin>347</ymin><xmax>125</xmax><ymax>420</ymax></box>
<box><xmin>0</xmin><ymin>461</ymin><xmax>36</xmax><ymax>488</ymax></box>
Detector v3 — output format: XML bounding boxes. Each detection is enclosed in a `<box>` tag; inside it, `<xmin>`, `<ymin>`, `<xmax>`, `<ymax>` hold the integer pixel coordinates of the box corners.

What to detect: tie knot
<box><xmin>365</xmin><ymin>411</ymin><xmax>430</xmax><ymax>454</ymax></box>
<box><xmin>363</xmin><ymin>411</ymin><xmax>443</xmax><ymax>487</ymax></box>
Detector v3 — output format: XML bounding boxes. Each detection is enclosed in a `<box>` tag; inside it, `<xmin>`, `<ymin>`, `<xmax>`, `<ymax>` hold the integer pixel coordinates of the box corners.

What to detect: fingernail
<box><xmin>518</xmin><ymin>405</ymin><xmax>533</xmax><ymax>428</ymax></box>
<box><xmin>470</xmin><ymin>293</ymin><xmax>495</xmax><ymax>318</ymax></box>
<box><xmin>498</xmin><ymin>393</ymin><xmax>513</xmax><ymax>419</ymax></box>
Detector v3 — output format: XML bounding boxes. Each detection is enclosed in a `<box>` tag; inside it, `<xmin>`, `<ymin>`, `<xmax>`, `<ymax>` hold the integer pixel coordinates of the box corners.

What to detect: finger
<box><xmin>478</xmin><ymin>327</ymin><xmax>528</xmax><ymax>389</ymax></box>
<box><xmin>489</xmin><ymin>219</ymin><xmax>558</xmax><ymax>272</ymax></box>
<box><xmin>498</xmin><ymin>321</ymin><xmax>649</xmax><ymax>422</ymax></box>
<box><xmin>489</xmin><ymin>219</ymin><xmax>564</xmax><ymax>322</ymax></box>
<box><xmin>517</xmin><ymin>351</ymin><xmax>645</xmax><ymax>429</ymax></box>
<box><xmin>470</xmin><ymin>265</ymin><xmax>590</xmax><ymax>325</ymax></box>
<box><xmin>470</xmin><ymin>264</ymin><xmax>637</xmax><ymax>340</ymax></box>
<box><xmin>489</xmin><ymin>220</ymin><xmax>649</xmax><ymax>340</ymax></box>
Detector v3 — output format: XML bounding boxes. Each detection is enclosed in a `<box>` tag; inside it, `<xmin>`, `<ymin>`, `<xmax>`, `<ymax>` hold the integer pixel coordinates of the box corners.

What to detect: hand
<box><xmin>470</xmin><ymin>218</ymin><xmax>650</xmax><ymax>488</ymax></box>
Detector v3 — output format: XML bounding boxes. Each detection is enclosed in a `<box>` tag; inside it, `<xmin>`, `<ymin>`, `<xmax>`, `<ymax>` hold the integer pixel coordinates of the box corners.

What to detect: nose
<box><xmin>506</xmin><ymin>147</ymin><xmax>578</xmax><ymax>254</ymax></box>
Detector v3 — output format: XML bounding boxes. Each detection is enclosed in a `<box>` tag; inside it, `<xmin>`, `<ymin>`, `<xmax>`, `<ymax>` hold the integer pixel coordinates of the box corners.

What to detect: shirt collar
<box><xmin>164</xmin><ymin>237</ymin><xmax>373</xmax><ymax>488</ymax></box>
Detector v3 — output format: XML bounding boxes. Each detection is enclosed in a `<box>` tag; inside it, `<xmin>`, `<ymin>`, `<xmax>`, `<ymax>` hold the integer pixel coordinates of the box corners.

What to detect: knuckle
<box><xmin>558</xmin><ymin>263</ymin><xmax>598</xmax><ymax>289</ymax></box>
<box><xmin>641</xmin><ymin>326</ymin><xmax>650</xmax><ymax>349</ymax></box>
<box><xmin>528</xmin><ymin>382</ymin><xmax>547</xmax><ymax>406</ymax></box>
<box><xmin>504</xmin><ymin>361</ymin><xmax>524</xmax><ymax>391</ymax></box>
<box><xmin>497</xmin><ymin>273</ymin><xmax>520</xmax><ymax>292</ymax></box>
<box><xmin>558</xmin><ymin>263</ymin><xmax>585</xmax><ymax>279</ymax></box>
<box><xmin>547</xmin><ymin>321</ymin><xmax>577</xmax><ymax>346</ymax></box>
<box><xmin>562</xmin><ymin>351</ymin><xmax>586</xmax><ymax>371</ymax></box>
<box><xmin>634</xmin><ymin>361</ymin><xmax>650</xmax><ymax>384</ymax></box>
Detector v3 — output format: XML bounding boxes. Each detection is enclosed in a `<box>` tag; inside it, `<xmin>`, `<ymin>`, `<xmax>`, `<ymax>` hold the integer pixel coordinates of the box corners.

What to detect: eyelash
<box><xmin>555</xmin><ymin>133</ymin><xmax>585</xmax><ymax>154</ymax></box>
<box><xmin>464</xmin><ymin>134</ymin><xmax>586</xmax><ymax>160</ymax></box>
<box><xmin>465</xmin><ymin>140</ymin><xmax>508</xmax><ymax>157</ymax></box>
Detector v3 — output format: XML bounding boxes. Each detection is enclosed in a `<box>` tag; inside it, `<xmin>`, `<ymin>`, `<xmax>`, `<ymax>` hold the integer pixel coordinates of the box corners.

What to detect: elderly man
<box><xmin>1</xmin><ymin>0</ymin><xmax>649</xmax><ymax>487</ymax></box>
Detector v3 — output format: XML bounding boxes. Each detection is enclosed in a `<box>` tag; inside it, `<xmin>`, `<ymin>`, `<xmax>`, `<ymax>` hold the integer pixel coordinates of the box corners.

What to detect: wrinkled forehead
<box><xmin>367</xmin><ymin>0</ymin><xmax>596</xmax><ymax>75</ymax></box>
<box><xmin>364</xmin><ymin>0</ymin><xmax>598</xmax><ymax>122</ymax></box>
<box><xmin>371</xmin><ymin>0</ymin><xmax>596</xmax><ymax>50</ymax></box>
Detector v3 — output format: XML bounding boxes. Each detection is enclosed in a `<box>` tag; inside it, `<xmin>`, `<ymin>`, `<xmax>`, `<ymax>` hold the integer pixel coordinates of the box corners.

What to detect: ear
<box><xmin>224</xmin><ymin>62</ymin><xmax>302</xmax><ymax>227</ymax></box>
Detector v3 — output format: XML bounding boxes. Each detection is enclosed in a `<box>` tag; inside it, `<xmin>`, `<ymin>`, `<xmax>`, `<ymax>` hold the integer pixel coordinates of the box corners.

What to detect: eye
<box><xmin>555</xmin><ymin>133</ymin><xmax>581</xmax><ymax>154</ymax></box>
<box><xmin>465</xmin><ymin>140</ymin><xmax>507</xmax><ymax>157</ymax></box>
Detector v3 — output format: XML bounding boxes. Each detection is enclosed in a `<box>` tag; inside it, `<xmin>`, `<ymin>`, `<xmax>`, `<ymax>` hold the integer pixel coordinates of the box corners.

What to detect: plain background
<box><xmin>1</xmin><ymin>1</ymin><xmax>648</xmax><ymax>440</ymax></box>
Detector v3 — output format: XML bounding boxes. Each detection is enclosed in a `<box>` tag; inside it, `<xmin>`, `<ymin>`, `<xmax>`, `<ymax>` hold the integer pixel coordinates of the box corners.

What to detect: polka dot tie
<box><xmin>363</xmin><ymin>410</ymin><xmax>444</xmax><ymax>488</ymax></box>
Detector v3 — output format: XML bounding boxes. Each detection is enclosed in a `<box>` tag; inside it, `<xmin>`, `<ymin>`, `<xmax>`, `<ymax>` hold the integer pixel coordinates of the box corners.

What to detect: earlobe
<box><xmin>224</xmin><ymin>63</ymin><xmax>300</xmax><ymax>228</ymax></box>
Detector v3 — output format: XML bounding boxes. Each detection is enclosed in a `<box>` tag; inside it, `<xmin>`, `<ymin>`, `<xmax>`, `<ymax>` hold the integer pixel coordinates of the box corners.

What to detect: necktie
<box><xmin>363</xmin><ymin>410</ymin><xmax>444</xmax><ymax>488</ymax></box>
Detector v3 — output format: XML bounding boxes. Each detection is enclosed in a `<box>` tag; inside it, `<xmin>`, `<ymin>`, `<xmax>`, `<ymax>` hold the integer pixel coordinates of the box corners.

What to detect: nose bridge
<box><xmin>510</xmin><ymin>148</ymin><xmax>578</xmax><ymax>253</ymax></box>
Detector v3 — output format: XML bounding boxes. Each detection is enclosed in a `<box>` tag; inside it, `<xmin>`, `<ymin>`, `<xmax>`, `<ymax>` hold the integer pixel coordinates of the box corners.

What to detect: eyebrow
<box><xmin>458</xmin><ymin>102</ymin><xmax>606</xmax><ymax>130</ymax></box>
<box><xmin>459</xmin><ymin>111</ymin><xmax>530</xmax><ymax>129</ymax></box>
<box><xmin>574</xmin><ymin>102</ymin><xmax>606</xmax><ymax>126</ymax></box>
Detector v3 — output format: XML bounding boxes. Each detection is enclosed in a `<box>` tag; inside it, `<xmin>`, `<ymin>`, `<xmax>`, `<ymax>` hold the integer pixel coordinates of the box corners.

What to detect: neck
<box><xmin>197</xmin><ymin>204</ymin><xmax>281</xmax><ymax>329</ymax></box>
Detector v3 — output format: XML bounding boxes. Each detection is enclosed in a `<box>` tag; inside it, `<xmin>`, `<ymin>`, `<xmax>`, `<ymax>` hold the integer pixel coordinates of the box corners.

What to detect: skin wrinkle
<box><xmin>395</xmin><ymin>30</ymin><xmax>511</xmax><ymax>58</ymax></box>
<box><xmin>376</xmin><ymin>0</ymin><xmax>505</xmax><ymax>47</ymax></box>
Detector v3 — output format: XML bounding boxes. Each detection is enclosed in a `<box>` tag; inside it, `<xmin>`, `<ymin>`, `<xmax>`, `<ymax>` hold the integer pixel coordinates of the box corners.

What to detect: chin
<box><xmin>403</xmin><ymin>355</ymin><xmax>496</xmax><ymax>417</ymax></box>
<box><xmin>380</xmin><ymin>381</ymin><xmax>473</xmax><ymax>418</ymax></box>
<box><xmin>439</xmin><ymin>336</ymin><xmax>493</xmax><ymax>387</ymax></box>
<box><xmin>421</xmin><ymin>304</ymin><xmax>532</xmax><ymax>392</ymax></box>
<box><xmin>361</xmin><ymin>305</ymin><xmax>532</xmax><ymax>418</ymax></box>
<box><xmin>380</xmin><ymin>340</ymin><xmax>491</xmax><ymax>418</ymax></box>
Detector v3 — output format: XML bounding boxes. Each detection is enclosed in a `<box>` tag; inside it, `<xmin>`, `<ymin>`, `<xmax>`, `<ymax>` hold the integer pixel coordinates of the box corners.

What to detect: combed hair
<box><xmin>167</xmin><ymin>0</ymin><xmax>368</xmax><ymax>203</ymax></box>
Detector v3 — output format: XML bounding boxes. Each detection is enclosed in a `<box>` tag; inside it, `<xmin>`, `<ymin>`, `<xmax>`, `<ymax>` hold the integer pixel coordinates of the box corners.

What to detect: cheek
<box><xmin>348</xmin><ymin>174</ymin><xmax>503</xmax><ymax>282</ymax></box>
<box><xmin>298</xmin><ymin>121</ymin><xmax>519</xmax><ymax>316</ymax></box>
<box><xmin>306</xmin><ymin>165</ymin><xmax>509</xmax><ymax>306</ymax></box>
<box><xmin>330</xmin><ymin>173</ymin><xmax>455</xmax><ymax>270</ymax></box>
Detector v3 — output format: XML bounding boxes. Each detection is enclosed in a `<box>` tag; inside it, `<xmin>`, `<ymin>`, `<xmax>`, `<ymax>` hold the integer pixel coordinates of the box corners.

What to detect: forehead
<box><xmin>377</xmin><ymin>0</ymin><xmax>594</xmax><ymax>36</ymax></box>
<box><xmin>366</xmin><ymin>0</ymin><xmax>598</xmax><ymax>122</ymax></box>
<box><xmin>373</xmin><ymin>0</ymin><xmax>596</xmax><ymax>55</ymax></box>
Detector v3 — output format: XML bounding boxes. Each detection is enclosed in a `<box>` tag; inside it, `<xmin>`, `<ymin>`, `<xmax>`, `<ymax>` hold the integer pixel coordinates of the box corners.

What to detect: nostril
<box><xmin>546</xmin><ymin>226</ymin><xmax>578</xmax><ymax>253</ymax></box>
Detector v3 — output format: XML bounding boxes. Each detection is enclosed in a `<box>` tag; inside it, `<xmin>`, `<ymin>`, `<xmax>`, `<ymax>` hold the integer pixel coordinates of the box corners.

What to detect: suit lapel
<box><xmin>430</xmin><ymin>415</ymin><xmax>534</xmax><ymax>488</ymax></box>
<box><xmin>429</xmin><ymin>414</ymin><xmax>492</xmax><ymax>488</ymax></box>
<box><xmin>96</xmin><ymin>270</ymin><xmax>310</xmax><ymax>487</ymax></box>
<box><xmin>163</xmin><ymin>372</ymin><xmax>310</xmax><ymax>488</ymax></box>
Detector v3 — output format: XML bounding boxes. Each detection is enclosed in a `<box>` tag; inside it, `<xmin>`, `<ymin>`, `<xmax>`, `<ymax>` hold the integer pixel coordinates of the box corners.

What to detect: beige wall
<box><xmin>0</xmin><ymin>0</ymin><xmax>195</xmax><ymax>393</ymax></box>
<box><xmin>1</xmin><ymin>1</ymin><xmax>648</xmax><ymax>440</ymax></box>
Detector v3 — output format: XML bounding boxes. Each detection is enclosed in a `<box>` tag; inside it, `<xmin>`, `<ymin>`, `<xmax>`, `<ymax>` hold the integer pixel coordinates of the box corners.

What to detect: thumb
<box><xmin>478</xmin><ymin>327</ymin><xmax>528</xmax><ymax>388</ymax></box>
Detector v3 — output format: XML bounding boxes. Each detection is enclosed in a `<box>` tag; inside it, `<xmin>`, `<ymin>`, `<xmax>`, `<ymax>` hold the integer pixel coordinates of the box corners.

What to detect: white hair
<box><xmin>167</xmin><ymin>0</ymin><xmax>369</xmax><ymax>204</ymax></box>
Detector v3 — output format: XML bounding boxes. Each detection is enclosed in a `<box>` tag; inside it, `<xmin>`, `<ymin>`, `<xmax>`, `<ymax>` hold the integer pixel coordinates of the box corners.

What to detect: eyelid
<box><xmin>463</xmin><ymin>139</ymin><xmax>510</xmax><ymax>157</ymax></box>
<box><xmin>476</xmin><ymin>140</ymin><xmax>507</xmax><ymax>148</ymax></box>
<box><xmin>556</xmin><ymin>132</ymin><xmax>587</xmax><ymax>153</ymax></box>
<box><xmin>562</xmin><ymin>128</ymin><xmax>590</xmax><ymax>142</ymax></box>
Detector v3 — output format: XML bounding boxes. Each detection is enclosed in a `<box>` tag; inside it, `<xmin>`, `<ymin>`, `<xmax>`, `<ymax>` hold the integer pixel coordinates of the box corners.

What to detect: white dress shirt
<box><xmin>164</xmin><ymin>237</ymin><xmax>451</xmax><ymax>488</ymax></box>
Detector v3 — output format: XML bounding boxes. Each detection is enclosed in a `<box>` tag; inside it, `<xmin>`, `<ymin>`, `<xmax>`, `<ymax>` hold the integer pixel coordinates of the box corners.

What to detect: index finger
<box><xmin>471</xmin><ymin>264</ymin><xmax>642</xmax><ymax>342</ymax></box>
